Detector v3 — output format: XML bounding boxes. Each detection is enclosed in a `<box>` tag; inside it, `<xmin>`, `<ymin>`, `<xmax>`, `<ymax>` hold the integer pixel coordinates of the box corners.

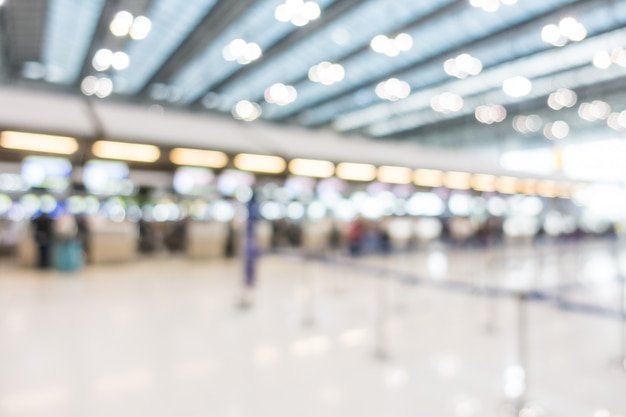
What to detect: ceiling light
<box><xmin>542</xmin><ymin>17</ymin><xmax>586</xmax><ymax>47</ymax></box>
<box><xmin>110</xmin><ymin>11</ymin><xmax>134</xmax><ymax>37</ymax></box>
<box><xmin>1</xmin><ymin>131</ymin><xmax>79</xmax><ymax>155</ymax></box>
<box><xmin>232</xmin><ymin>100</ymin><xmax>262</xmax><ymax>121</ymax></box>
<box><xmin>578</xmin><ymin>100</ymin><xmax>611</xmax><ymax>122</ymax></box>
<box><xmin>593</xmin><ymin>50</ymin><xmax>612</xmax><ymax>69</ymax></box>
<box><xmin>92</xmin><ymin>140</ymin><xmax>160</xmax><ymax>163</ymax></box>
<box><xmin>495</xmin><ymin>176</ymin><xmax>518</xmax><ymax>194</ymax></box>
<box><xmin>502</xmin><ymin>76</ymin><xmax>532</xmax><ymax>98</ymax></box>
<box><xmin>336</xmin><ymin>162</ymin><xmax>376</xmax><ymax>182</ymax></box>
<box><xmin>413</xmin><ymin>169</ymin><xmax>443</xmax><ymax>187</ymax></box>
<box><xmin>543</xmin><ymin>120</ymin><xmax>569</xmax><ymax>140</ymax></box>
<box><xmin>512</xmin><ymin>114</ymin><xmax>543</xmax><ymax>134</ymax></box>
<box><xmin>264</xmin><ymin>83</ymin><xmax>297</xmax><ymax>106</ymax></box>
<box><xmin>377</xmin><ymin>165</ymin><xmax>412</xmax><ymax>184</ymax></box>
<box><xmin>111</xmin><ymin>51</ymin><xmax>129</xmax><ymax>70</ymax></box>
<box><xmin>370</xmin><ymin>33</ymin><xmax>413</xmax><ymax>56</ymax></box>
<box><xmin>169</xmin><ymin>148</ymin><xmax>228</xmax><ymax>168</ymax></box>
<box><xmin>129</xmin><ymin>16</ymin><xmax>151</xmax><ymax>40</ymax></box>
<box><xmin>431</xmin><ymin>92</ymin><xmax>463</xmax><ymax>113</ymax></box>
<box><xmin>470</xmin><ymin>0</ymin><xmax>516</xmax><ymax>12</ymax></box>
<box><xmin>308</xmin><ymin>61</ymin><xmax>345</xmax><ymax>85</ymax></box>
<box><xmin>547</xmin><ymin>88</ymin><xmax>577</xmax><ymax>110</ymax></box>
<box><xmin>81</xmin><ymin>76</ymin><xmax>113</xmax><ymax>98</ymax></box>
<box><xmin>607</xmin><ymin>111</ymin><xmax>626</xmax><ymax>131</ymax></box>
<box><xmin>92</xmin><ymin>49</ymin><xmax>113</xmax><ymax>71</ymax></box>
<box><xmin>275</xmin><ymin>0</ymin><xmax>320</xmax><ymax>27</ymax></box>
<box><xmin>470</xmin><ymin>174</ymin><xmax>496</xmax><ymax>192</ymax></box>
<box><xmin>288</xmin><ymin>158</ymin><xmax>335</xmax><ymax>178</ymax></box>
<box><xmin>375</xmin><ymin>78</ymin><xmax>410</xmax><ymax>101</ymax></box>
<box><xmin>443</xmin><ymin>171</ymin><xmax>471</xmax><ymax>190</ymax></box>
<box><xmin>475</xmin><ymin>104</ymin><xmax>506</xmax><ymax>124</ymax></box>
<box><xmin>443</xmin><ymin>53</ymin><xmax>482</xmax><ymax>78</ymax></box>
<box><xmin>223</xmin><ymin>39</ymin><xmax>262</xmax><ymax>65</ymax></box>
<box><xmin>234</xmin><ymin>154</ymin><xmax>286</xmax><ymax>174</ymax></box>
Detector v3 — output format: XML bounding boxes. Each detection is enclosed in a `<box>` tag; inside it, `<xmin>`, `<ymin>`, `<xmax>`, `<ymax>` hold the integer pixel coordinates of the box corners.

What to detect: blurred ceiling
<box><xmin>2</xmin><ymin>0</ymin><xmax>626</xmax><ymax>153</ymax></box>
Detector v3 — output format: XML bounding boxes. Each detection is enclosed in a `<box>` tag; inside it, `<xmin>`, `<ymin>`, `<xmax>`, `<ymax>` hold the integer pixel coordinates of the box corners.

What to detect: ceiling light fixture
<box><xmin>232</xmin><ymin>100</ymin><xmax>262</xmax><ymax>122</ymax></box>
<box><xmin>275</xmin><ymin>0</ymin><xmax>321</xmax><ymax>27</ymax></box>
<box><xmin>541</xmin><ymin>16</ymin><xmax>587</xmax><ymax>47</ymax></box>
<box><xmin>0</xmin><ymin>131</ymin><xmax>79</xmax><ymax>155</ymax></box>
<box><xmin>169</xmin><ymin>148</ymin><xmax>228</xmax><ymax>168</ymax></box>
<box><xmin>375</xmin><ymin>78</ymin><xmax>411</xmax><ymax>101</ymax></box>
<box><xmin>288</xmin><ymin>158</ymin><xmax>335</xmax><ymax>178</ymax></box>
<box><xmin>413</xmin><ymin>169</ymin><xmax>444</xmax><ymax>187</ymax></box>
<box><xmin>502</xmin><ymin>76</ymin><xmax>532</xmax><ymax>98</ymax></box>
<box><xmin>92</xmin><ymin>140</ymin><xmax>160</xmax><ymax>163</ymax></box>
<box><xmin>336</xmin><ymin>162</ymin><xmax>377</xmax><ymax>182</ymax></box>
<box><xmin>475</xmin><ymin>104</ymin><xmax>506</xmax><ymax>124</ymax></box>
<box><xmin>547</xmin><ymin>88</ymin><xmax>577</xmax><ymax>110</ymax></box>
<box><xmin>469</xmin><ymin>0</ymin><xmax>517</xmax><ymax>13</ymax></box>
<box><xmin>543</xmin><ymin>120</ymin><xmax>570</xmax><ymax>140</ymax></box>
<box><xmin>81</xmin><ymin>76</ymin><xmax>114</xmax><ymax>98</ymax></box>
<box><xmin>370</xmin><ymin>33</ymin><xmax>413</xmax><ymax>57</ymax></box>
<box><xmin>443</xmin><ymin>53</ymin><xmax>482</xmax><ymax>78</ymax></box>
<box><xmin>308</xmin><ymin>61</ymin><xmax>345</xmax><ymax>85</ymax></box>
<box><xmin>578</xmin><ymin>100</ymin><xmax>611</xmax><ymax>122</ymax></box>
<box><xmin>234</xmin><ymin>154</ymin><xmax>286</xmax><ymax>174</ymax></box>
<box><xmin>512</xmin><ymin>114</ymin><xmax>543</xmax><ymax>134</ymax></box>
<box><xmin>264</xmin><ymin>83</ymin><xmax>297</xmax><ymax>106</ymax></box>
<box><xmin>431</xmin><ymin>92</ymin><xmax>463</xmax><ymax>113</ymax></box>
<box><xmin>377</xmin><ymin>165</ymin><xmax>412</xmax><ymax>184</ymax></box>
<box><xmin>110</xmin><ymin>11</ymin><xmax>151</xmax><ymax>39</ymax></box>
<box><xmin>222</xmin><ymin>39</ymin><xmax>262</xmax><ymax>64</ymax></box>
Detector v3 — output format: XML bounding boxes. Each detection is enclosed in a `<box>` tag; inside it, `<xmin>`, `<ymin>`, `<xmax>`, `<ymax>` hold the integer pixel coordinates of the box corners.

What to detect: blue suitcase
<box><xmin>53</xmin><ymin>239</ymin><xmax>84</xmax><ymax>272</ymax></box>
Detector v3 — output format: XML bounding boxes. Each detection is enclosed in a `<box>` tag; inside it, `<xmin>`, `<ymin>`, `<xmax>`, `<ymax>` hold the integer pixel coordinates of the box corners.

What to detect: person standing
<box><xmin>32</xmin><ymin>212</ymin><xmax>53</xmax><ymax>269</ymax></box>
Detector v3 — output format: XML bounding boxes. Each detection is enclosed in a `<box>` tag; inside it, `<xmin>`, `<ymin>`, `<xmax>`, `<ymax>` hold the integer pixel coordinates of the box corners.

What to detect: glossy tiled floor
<box><xmin>0</xmin><ymin>238</ymin><xmax>625</xmax><ymax>417</ymax></box>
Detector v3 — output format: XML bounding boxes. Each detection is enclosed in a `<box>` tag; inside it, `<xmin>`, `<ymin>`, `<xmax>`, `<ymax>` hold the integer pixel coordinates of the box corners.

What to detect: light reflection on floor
<box><xmin>0</xmin><ymin>238</ymin><xmax>624</xmax><ymax>417</ymax></box>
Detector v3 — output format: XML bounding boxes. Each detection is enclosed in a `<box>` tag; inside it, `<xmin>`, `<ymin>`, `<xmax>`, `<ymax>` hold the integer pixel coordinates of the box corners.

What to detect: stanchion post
<box><xmin>374</xmin><ymin>271</ymin><xmax>390</xmax><ymax>360</ymax></box>
<box><xmin>515</xmin><ymin>292</ymin><xmax>529</xmax><ymax>413</ymax></box>
<box><xmin>301</xmin><ymin>254</ymin><xmax>316</xmax><ymax>327</ymax></box>
<box><xmin>620</xmin><ymin>273</ymin><xmax>626</xmax><ymax>370</ymax></box>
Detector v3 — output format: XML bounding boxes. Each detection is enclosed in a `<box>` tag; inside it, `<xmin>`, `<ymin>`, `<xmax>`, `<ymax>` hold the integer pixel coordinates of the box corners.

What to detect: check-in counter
<box><xmin>186</xmin><ymin>221</ymin><xmax>229</xmax><ymax>259</ymax></box>
<box><xmin>301</xmin><ymin>220</ymin><xmax>332</xmax><ymax>257</ymax></box>
<box><xmin>89</xmin><ymin>220</ymin><xmax>138</xmax><ymax>263</ymax></box>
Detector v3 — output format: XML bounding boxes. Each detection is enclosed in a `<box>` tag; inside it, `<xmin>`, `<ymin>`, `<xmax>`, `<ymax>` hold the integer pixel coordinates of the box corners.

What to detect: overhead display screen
<box><xmin>21</xmin><ymin>156</ymin><xmax>72</xmax><ymax>192</ymax></box>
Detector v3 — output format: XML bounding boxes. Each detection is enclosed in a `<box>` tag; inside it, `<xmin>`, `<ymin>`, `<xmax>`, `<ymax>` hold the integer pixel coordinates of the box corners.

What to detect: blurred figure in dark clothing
<box><xmin>32</xmin><ymin>212</ymin><xmax>53</xmax><ymax>269</ymax></box>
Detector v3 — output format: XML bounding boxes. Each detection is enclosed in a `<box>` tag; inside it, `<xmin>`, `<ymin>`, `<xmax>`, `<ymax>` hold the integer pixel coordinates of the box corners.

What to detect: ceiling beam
<box><xmin>135</xmin><ymin>0</ymin><xmax>259</xmax><ymax>97</ymax></box>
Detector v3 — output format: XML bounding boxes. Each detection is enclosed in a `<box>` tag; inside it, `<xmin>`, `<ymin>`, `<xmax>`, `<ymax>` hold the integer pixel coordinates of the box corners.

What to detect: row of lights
<box><xmin>0</xmin><ymin>131</ymin><xmax>578</xmax><ymax>198</ymax></box>
<box><xmin>82</xmin><ymin>10</ymin><xmax>152</xmax><ymax>97</ymax></box>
